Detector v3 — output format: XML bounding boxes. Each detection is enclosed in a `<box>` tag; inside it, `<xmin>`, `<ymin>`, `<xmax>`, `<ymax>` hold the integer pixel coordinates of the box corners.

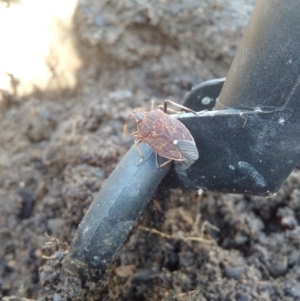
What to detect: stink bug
<box><xmin>124</xmin><ymin>100</ymin><xmax>199</xmax><ymax>168</ymax></box>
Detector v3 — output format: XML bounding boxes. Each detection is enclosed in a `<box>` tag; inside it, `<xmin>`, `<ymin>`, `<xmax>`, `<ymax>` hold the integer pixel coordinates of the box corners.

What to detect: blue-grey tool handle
<box><xmin>64</xmin><ymin>143</ymin><xmax>170</xmax><ymax>279</ymax></box>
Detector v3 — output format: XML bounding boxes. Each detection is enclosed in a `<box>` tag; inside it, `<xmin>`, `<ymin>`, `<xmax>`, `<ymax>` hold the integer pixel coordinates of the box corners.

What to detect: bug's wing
<box><xmin>174</xmin><ymin>140</ymin><xmax>199</xmax><ymax>161</ymax></box>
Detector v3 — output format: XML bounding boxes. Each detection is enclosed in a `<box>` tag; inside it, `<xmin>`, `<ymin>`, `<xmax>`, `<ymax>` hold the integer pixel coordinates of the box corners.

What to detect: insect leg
<box><xmin>157</xmin><ymin>104</ymin><xmax>180</xmax><ymax>114</ymax></box>
<box><xmin>155</xmin><ymin>153</ymin><xmax>173</xmax><ymax>168</ymax></box>
<box><xmin>164</xmin><ymin>99</ymin><xmax>198</xmax><ymax>115</ymax></box>
<box><xmin>130</xmin><ymin>131</ymin><xmax>139</xmax><ymax>137</ymax></box>
<box><xmin>135</xmin><ymin>139</ymin><xmax>145</xmax><ymax>165</ymax></box>
<box><xmin>158</xmin><ymin>159</ymin><xmax>173</xmax><ymax>168</ymax></box>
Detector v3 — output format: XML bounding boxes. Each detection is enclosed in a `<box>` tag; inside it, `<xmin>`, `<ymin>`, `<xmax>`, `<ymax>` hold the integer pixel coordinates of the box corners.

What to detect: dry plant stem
<box><xmin>191</xmin><ymin>213</ymin><xmax>202</xmax><ymax>236</ymax></box>
<box><xmin>178</xmin><ymin>208</ymin><xmax>194</xmax><ymax>227</ymax></box>
<box><xmin>138</xmin><ymin>225</ymin><xmax>217</xmax><ymax>245</ymax></box>
<box><xmin>178</xmin><ymin>211</ymin><xmax>219</xmax><ymax>238</ymax></box>
<box><xmin>3</xmin><ymin>297</ymin><xmax>37</xmax><ymax>301</ymax></box>
<box><xmin>200</xmin><ymin>220</ymin><xmax>220</xmax><ymax>236</ymax></box>
<box><xmin>256</xmin><ymin>259</ymin><xmax>285</xmax><ymax>299</ymax></box>
<box><xmin>174</xmin><ymin>289</ymin><xmax>200</xmax><ymax>299</ymax></box>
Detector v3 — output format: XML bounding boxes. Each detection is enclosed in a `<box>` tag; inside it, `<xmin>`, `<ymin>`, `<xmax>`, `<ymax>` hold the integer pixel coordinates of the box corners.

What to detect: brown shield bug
<box><xmin>124</xmin><ymin>100</ymin><xmax>199</xmax><ymax>168</ymax></box>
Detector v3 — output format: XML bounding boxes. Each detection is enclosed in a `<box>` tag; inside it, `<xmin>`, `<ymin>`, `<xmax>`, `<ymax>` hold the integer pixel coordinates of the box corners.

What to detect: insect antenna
<box><xmin>151</xmin><ymin>100</ymin><xmax>155</xmax><ymax>111</ymax></box>
<box><xmin>123</xmin><ymin>114</ymin><xmax>133</xmax><ymax>139</ymax></box>
<box><xmin>163</xmin><ymin>101</ymin><xmax>168</xmax><ymax>113</ymax></box>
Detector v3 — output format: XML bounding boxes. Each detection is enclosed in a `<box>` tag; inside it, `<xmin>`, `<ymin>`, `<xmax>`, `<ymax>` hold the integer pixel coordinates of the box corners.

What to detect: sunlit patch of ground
<box><xmin>0</xmin><ymin>0</ymin><xmax>81</xmax><ymax>97</ymax></box>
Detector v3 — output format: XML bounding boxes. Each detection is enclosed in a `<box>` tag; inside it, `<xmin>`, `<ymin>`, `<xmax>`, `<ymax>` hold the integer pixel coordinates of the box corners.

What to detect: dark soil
<box><xmin>2</xmin><ymin>1</ymin><xmax>300</xmax><ymax>300</ymax></box>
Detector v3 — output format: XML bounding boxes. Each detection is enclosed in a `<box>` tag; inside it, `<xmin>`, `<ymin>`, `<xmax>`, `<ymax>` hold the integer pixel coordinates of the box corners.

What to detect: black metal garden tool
<box><xmin>64</xmin><ymin>0</ymin><xmax>300</xmax><ymax>281</ymax></box>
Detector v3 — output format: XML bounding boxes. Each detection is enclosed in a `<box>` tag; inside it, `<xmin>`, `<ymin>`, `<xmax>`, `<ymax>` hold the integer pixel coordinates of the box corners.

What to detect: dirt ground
<box><xmin>2</xmin><ymin>0</ymin><xmax>300</xmax><ymax>300</ymax></box>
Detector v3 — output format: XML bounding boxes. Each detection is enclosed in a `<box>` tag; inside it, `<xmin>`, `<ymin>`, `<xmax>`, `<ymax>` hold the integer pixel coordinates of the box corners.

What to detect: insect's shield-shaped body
<box><xmin>129</xmin><ymin>108</ymin><xmax>199</xmax><ymax>168</ymax></box>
